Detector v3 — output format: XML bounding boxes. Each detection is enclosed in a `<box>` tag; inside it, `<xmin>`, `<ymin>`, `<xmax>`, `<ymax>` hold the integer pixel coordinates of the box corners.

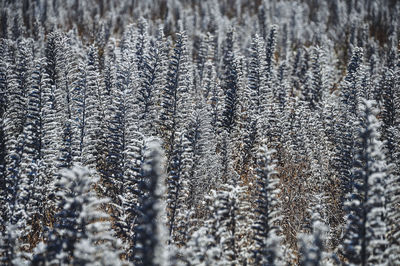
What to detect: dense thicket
<box><xmin>0</xmin><ymin>0</ymin><xmax>399</xmax><ymax>265</ymax></box>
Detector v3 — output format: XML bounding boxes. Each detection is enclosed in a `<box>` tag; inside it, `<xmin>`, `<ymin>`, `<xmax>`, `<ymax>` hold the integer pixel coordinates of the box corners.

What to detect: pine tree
<box><xmin>166</xmin><ymin>132</ymin><xmax>191</xmax><ymax>244</ymax></box>
<box><xmin>305</xmin><ymin>46</ymin><xmax>324</xmax><ymax>111</ymax></box>
<box><xmin>135</xmin><ymin>18</ymin><xmax>149</xmax><ymax>80</ymax></box>
<box><xmin>0</xmin><ymin>222</ymin><xmax>30</xmax><ymax>265</ymax></box>
<box><xmin>180</xmin><ymin>190</ymin><xmax>222</xmax><ymax>266</ymax></box>
<box><xmin>32</xmin><ymin>166</ymin><xmax>123</xmax><ymax>266</ymax></box>
<box><xmin>1</xmin><ymin>39</ymin><xmax>33</xmax><ymax>261</ymax></box>
<box><xmin>241</xmin><ymin>34</ymin><xmax>263</xmax><ymax>176</ymax></box>
<box><xmin>81</xmin><ymin>45</ymin><xmax>102</xmax><ymax>170</ymax></box>
<box><xmin>299</xmin><ymin>196</ymin><xmax>330</xmax><ymax>266</ymax></box>
<box><xmin>159</xmin><ymin>29</ymin><xmax>191</xmax><ymax>157</ymax></box>
<box><xmin>103</xmin><ymin>33</ymin><xmax>137</xmax><ymax>203</ymax></box>
<box><xmin>103</xmin><ymin>34</ymin><xmax>142</xmax><ymax>249</ymax></box>
<box><xmin>40</xmin><ymin>61</ymin><xmax>64</xmax><ymax>231</ymax></box>
<box><xmin>385</xmin><ymin>36</ymin><xmax>400</xmax><ymax>265</ymax></box>
<box><xmin>386</xmin><ymin>136</ymin><xmax>400</xmax><ymax>265</ymax></box>
<box><xmin>0</xmin><ymin>40</ymin><xmax>8</xmax><ymax>253</ymax></box>
<box><xmin>120</xmin><ymin>131</ymin><xmax>146</xmax><ymax>260</ymax></box>
<box><xmin>171</xmin><ymin>98</ymin><xmax>220</xmax><ymax>247</ymax></box>
<box><xmin>204</xmin><ymin>66</ymin><xmax>224</xmax><ymax>137</ymax></box>
<box><xmin>341</xmin><ymin>99</ymin><xmax>387</xmax><ymax>265</ymax></box>
<box><xmin>252</xmin><ymin>144</ymin><xmax>284</xmax><ymax>266</ymax></box>
<box><xmin>53</xmin><ymin>36</ymin><xmax>74</xmax><ymax>169</ymax></box>
<box><xmin>0</xmin><ymin>40</ymin><xmax>8</xmax><ymax>181</ymax></box>
<box><xmin>380</xmin><ymin>45</ymin><xmax>397</xmax><ymax>160</ymax></box>
<box><xmin>213</xmin><ymin>181</ymin><xmax>241</xmax><ymax>265</ymax></box>
<box><xmin>133</xmin><ymin>138</ymin><xmax>169</xmax><ymax>266</ymax></box>
<box><xmin>40</xmin><ymin>32</ymin><xmax>69</xmax><ymax>179</ymax></box>
<box><xmin>18</xmin><ymin>58</ymin><xmax>46</xmax><ymax>250</ymax></box>
<box><xmin>220</xmin><ymin>28</ymin><xmax>240</xmax><ymax>136</ymax></box>
<box><xmin>159</xmin><ymin>29</ymin><xmax>193</xmax><ymax>243</ymax></box>
<box><xmin>336</xmin><ymin>47</ymin><xmax>365</xmax><ymax>200</ymax></box>
<box><xmin>197</xmin><ymin>171</ymin><xmax>251</xmax><ymax>265</ymax></box>
<box><xmin>259</xmin><ymin>26</ymin><xmax>279</xmax><ymax>153</ymax></box>
<box><xmin>139</xmin><ymin>28</ymin><xmax>167</xmax><ymax>136</ymax></box>
<box><xmin>341</xmin><ymin>47</ymin><xmax>363</xmax><ymax>117</ymax></box>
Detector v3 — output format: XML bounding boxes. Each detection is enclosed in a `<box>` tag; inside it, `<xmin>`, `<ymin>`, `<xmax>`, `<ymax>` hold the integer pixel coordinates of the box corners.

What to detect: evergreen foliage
<box><xmin>0</xmin><ymin>1</ymin><xmax>398</xmax><ymax>265</ymax></box>
<box><xmin>341</xmin><ymin>99</ymin><xmax>388</xmax><ymax>265</ymax></box>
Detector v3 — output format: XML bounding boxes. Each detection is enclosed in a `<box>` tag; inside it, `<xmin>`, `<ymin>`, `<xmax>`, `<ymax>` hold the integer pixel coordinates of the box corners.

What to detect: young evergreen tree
<box><xmin>2</xmin><ymin>39</ymin><xmax>33</xmax><ymax>258</ymax></box>
<box><xmin>0</xmin><ymin>39</ymin><xmax>8</xmax><ymax>250</ymax></box>
<box><xmin>133</xmin><ymin>138</ymin><xmax>169</xmax><ymax>266</ymax></box>
<box><xmin>159</xmin><ymin>29</ymin><xmax>193</xmax><ymax>244</ymax></box>
<box><xmin>385</xmin><ymin>38</ymin><xmax>400</xmax><ymax>265</ymax></box>
<box><xmin>298</xmin><ymin>197</ymin><xmax>330</xmax><ymax>266</ymax></box>
<box><xmin>220</xmin><ymin>28</ymin><xmax>240</xmax><ymax>137</ymax></box>
<box><xmin>119</xmin><ymin>131</ymin><xmax>146</xmax><ymax>260</ymax></box>
<box><xmin>104</xmin><ymin>34</ymin><xmax>142</xmax><ymax>248</ymax></box>
<box><xmin>341</xmin><ymin>99</ymin><xmax>388</xmax><ymax>265</ymax></box>
<box><xmin>386</xmin><ymin>136</ymin><xmax>400</xmax><ymax>265</ymax></box>
<box><xmin>32</xmin><ymin>166</ymin><xmax>123</xmax><ymax>266</ymax></box>
<box><xmin>252</xmin><ymin>144</ymin><xmax>284</xmax><ymax>266</ymax></box>
<box><xmin>81</xmin><ymin>45</ymin><xmax>102</xmax><ymax>170</ymax></box>
<box><xmin>166</xmin><ymin>132</ymin><xmax>191</xmax><ymax>245</ymax></box>
<box><xmin>18</xmin><ymin>58</ymin><xmax>46</xmax><ymax>251</ymax></box>
<box><xmin>259</xmin><ymin>26</ymin><xmax>279</xmax><ymax>153</ymax></box>
<box><xmin>241</xmin><ymin>34</ymin><xmax>263</xmax><ymax>176</ymax></box>
<box><xmin>335</xmin><ymin>47</ymin><xmax>365</xmax><ymax>200</ymax></box>
<box><xmin>159</xmin><ymin>29</ymin><xmax>191</xmax><ymax>157</ymax></box>
<box><xmin>306</xmin><ymin>46</ymin><xmax>324</xmax><ymax>111</ymax></box>
<box><xmin>139</xmin><ymin>28</ymin><xmax>167</xmax><ymax>136</ymax></box>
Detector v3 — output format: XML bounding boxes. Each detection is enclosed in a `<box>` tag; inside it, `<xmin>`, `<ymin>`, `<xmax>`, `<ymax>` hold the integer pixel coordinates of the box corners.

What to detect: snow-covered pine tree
<box><xmin>195</xmin><ymin>33</ymin><xmax>211</xmax><ymax>90</ymax></box>
<box><xmin>386</xmin><ymin>133</ymin><xmax>400</xmax><ymax>265</ymax></box>
<box><xmin>40</xmin><ymin>60</ymin><xmax>65</xmax><ymax>232</ymax></box>
<box><xmin>3</xmin><ymin>38</ymin><xmax>32</xmax><ymax>198</ymax></box>
<box><xmin>69</xmin><ymin>44</ymin><xmax>87</xmax><ymax>164</ymax></box>
<box><xmin>53</xmin><ymin>35</ymin><xmax>74</xmax><ymax>169</ymax></box>
<box><xmin>159</xmin><ymin>28</ymin><xmax>194</xmax><ymax>245</ymax></box>
<box><xmin>139</xmin><ymin>28</ymin><xmax>167</xmax><ymax>136</ymax></box>
<box><xmin>104</xmin><ymin>32</ymin><xmax>136</xmax><ymax>203</ymax></box>
<box><xmin>0</xmin><ymin>39</ymin><xmax>8</xmax><ymax>244</ymax></box>
<box><xmin>32</xmin><ymin>166</ymin><xmax>123</xmax><ymax>265</ymax></box>
<box><xmin>341</xmin><ymin>99</ymin><xmax>387</xmax><ymax>265</ymax></box>
<box><xmin>18</xmin><ymin>58</ymin><xmax>46</xmax><ymax>251</ymax></box>
<box><xmin>133</xmin><ymin>138</ymin><xmax>169</xmax><ymax>266</ymax></box>
<box><xmin>103</xmin><ymin>32</ymin><xmax>142</xmax><ymax>248</ymax></box>
<box><xmin>120</xmin><ymin>130</ymin><xmax>146</xmax><ymax>260</ymax></box>
<box><xmin>306</xmin><ymin>46</ymin><xmax>324</xmax><ymax>111</ymax></box>
<box><xmin>172</xmin><ymin>98</ymin><xmax>219</xmax><ymax>247</ymax></box>
<box><xmin>213</xmin><ymin>181</ymin><xmax>241</xmax><ymax>265</ymax></box>
<box><xmin>81</xmin><ymin>45</ymin><xmax>102</xmax><ymax>170</ymax></box>
<box><xmin>40</xmin><ymin>32</ymin><xmax>67</xmax><ymax>179</ymax></box>
<box><xmin>159</xmin><ymin>28</ymin><xmax>191</xmax><ymax>158</ymax></box>
<box><xmin>259</xmin><ymin>25</ymin><xmax>280</xmax><ymax>153</ymax></box>
<box><xmin>220</xmin><ymin>28</ymin><xmax>240</xmax><ymax>137</ymax></box>
<box><xmin>201</xmin><ymin>45</ymin><xmax>217</xmax><ymax>101</ymax></box>
<box><xmin>135</xmin><ymin>18</ymin><xmax>149</xmax><ymax>81</ymax></box>
<box><xmin>379</xmin><ymin>42</ymin><xmax>397</xmax><ymax>160</ymax></box>
<box><xmin>203</xmin><ymin>61</ymin><xmax>224</xmax><ymax>137</ymax></box>
<box><xmin>341</xmin><ymin>47</ymin><xmax>363</xmax><ymax>117</ymax></box>
<box><xmin>252</xmin><ymin>144</ymin><xmax>284</xmax><ymax>265</ymax></box>
<box><xmin>1</xmin><ymin>38</ymin><xmax>34</xmax><ymax>262</ymax></box>
<box><xmin>335</xmin><ymin>47</ymin><xmax>364</xmax><ymax>200</ymax></box>
<box><xmin>298</xmin><ymin>195</ymin><xmax>330</xmax><ymax>266</ymax></box>
<box><xmin>166</xmin><ymin>132</ymin><xmax>191</xmax><ymax>245</ymax></box>
<box><xmin>184</xmin><ymin>99</ymin><xmax>219</xmax><ymax>214</ymax></box>
<box><xmin>180</xmin><ymin>189</ymin><xmax>221</xmax><ymax>266</ymax></box>
<box><xmin>385</xmin><ymin>34</ymin><xmax>400</xmax><ymax>265</ymax></box>
<box><xmin>241</xmin><ymin>34</ymin><xmax>263</xmax><ymax>177</ymax></box>
<box><xmin>0</xmin><ymin>221</ymin><xmax>31</xmax><ymax>265</ymax></box>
